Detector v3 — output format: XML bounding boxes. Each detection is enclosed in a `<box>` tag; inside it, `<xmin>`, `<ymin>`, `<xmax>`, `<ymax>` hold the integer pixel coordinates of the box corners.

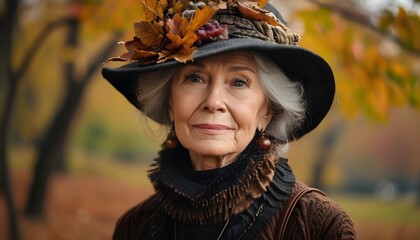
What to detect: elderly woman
<box><xmin>102</xmin><ymin>0</ymin><xmax>356</xmax><ymax>239</ymax></box>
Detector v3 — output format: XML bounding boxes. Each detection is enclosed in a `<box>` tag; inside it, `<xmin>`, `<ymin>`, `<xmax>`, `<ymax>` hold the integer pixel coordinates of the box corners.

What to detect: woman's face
<box><xmin>169</xmin><ymin>52</ymin><xmax>272</xmax><ymax>161</ymax></box>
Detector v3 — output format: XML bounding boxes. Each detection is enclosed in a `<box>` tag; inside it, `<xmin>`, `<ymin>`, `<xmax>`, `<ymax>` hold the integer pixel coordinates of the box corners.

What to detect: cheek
<box><xmin>232</xmin><ymin>100</ymin><xmax>267</xmax><ymax>130</ymax></box>
<box><xmin>171</xmin><ymin>92</ymin><xmax>198</xmax><ymax>123</ymax></box>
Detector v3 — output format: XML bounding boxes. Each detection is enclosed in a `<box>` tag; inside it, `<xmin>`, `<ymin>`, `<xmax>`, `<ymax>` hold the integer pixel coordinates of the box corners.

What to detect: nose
<box><xmin>202</xmin><ymin>82</ymin><xmax>227</xmax><ymax>113</ymax></box>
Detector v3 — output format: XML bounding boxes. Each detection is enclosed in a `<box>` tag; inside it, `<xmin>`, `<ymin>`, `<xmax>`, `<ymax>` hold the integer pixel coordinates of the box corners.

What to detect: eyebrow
<box><xmin>228</xmin><ymin>65</ymin><xmax>256</xmax><ymax>74</ymax></box>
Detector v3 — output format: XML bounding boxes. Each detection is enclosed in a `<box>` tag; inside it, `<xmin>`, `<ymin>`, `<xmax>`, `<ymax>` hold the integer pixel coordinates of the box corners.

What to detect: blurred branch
<box><xmin>81</xmin><ymin>31</ymin><xmax>124</xmax><ymax>85</ymax></box>
<box><xmin>307</xmin><ymin>0</ymin><xmax>420</xmax><ymax>57</ymax></box>
<box><xmin>13</xmin><ymin>17</ymin><xmax>74</xmax><ymax>82</ymax></box>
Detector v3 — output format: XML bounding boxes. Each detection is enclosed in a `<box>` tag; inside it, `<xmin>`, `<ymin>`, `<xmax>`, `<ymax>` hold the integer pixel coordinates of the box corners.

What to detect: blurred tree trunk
<box><xmin>416</xmin><ymin>175</ymin><xmax>420</xmax><ymax>207</ymax></box>
<box><xmin>311</xmin><ymin>121</ymin><xmax>344</xmax><ymax>190</ymax></box>
<box><xmin>24</xmin><ymin>14</ymin><xmax>123</xmax><ymax>216</ymax></box>
<box><xmin>0</xmin><ymin>0</ymin><xmax>22</xmax><ymax>239</ymax></box>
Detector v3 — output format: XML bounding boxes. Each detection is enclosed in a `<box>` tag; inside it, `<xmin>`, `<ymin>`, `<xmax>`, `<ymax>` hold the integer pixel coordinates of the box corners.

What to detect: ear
<box><xmin>258</xmin><ymin>105</ymin><xmax>273</xmax><ymax>130</ymax></box>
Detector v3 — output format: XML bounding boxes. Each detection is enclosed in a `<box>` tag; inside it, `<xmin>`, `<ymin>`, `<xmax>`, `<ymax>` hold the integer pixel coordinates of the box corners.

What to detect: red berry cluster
<box><xmin>196</xmin><ymin>20</ymin><xmax>228</xmax><ymax>44</ymax></box>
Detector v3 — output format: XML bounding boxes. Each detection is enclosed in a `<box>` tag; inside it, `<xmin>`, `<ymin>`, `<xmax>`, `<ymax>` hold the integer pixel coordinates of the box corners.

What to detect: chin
<box><xmin>188</xmin><ymin>141</ymin><xmax>236</xmax><ymax>156</ymax></box>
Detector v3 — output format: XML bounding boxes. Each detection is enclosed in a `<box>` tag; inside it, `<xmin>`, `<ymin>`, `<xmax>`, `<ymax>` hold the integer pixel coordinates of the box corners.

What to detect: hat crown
<box><xmin>107</xmin><ymin>0</ymin><xmax>300</xmax><ymax>65</ymax></box>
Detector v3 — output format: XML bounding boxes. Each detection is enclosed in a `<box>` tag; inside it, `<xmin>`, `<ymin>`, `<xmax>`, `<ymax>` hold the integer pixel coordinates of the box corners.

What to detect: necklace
<box><xmin>174</xmin><ymin>208</ymin><xmax>234</xmax><ymax>240</ymax></box>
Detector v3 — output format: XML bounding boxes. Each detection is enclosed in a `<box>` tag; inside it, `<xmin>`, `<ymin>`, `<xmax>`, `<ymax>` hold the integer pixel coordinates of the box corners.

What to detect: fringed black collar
<box><xmin>148</xmin><ymin>140</ymin><xmax>295</xmax><ymax>239</ymax></box>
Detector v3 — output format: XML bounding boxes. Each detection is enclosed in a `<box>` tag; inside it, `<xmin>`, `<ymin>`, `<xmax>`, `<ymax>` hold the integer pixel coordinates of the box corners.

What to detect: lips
<box><xmin>193</xmin><ymin>124</ymin><xmax>232</xmax><ymax>130</ymax></box>
<box><xmin>192</xmin><ymin>124</ymin><xmax>235</xmax><ymax>135</ymax></box>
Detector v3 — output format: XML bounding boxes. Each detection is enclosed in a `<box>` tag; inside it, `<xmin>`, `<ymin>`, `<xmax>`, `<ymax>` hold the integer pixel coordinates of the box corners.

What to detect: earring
<box><xmin>258</xmin><ymin>130</ymin><xmax>272</xmax><ymax>150</ymax></box>
<box><xmin>165</xmin><ymin>122</ymin><xmax>177</xmax><ymax>149</ymax></box>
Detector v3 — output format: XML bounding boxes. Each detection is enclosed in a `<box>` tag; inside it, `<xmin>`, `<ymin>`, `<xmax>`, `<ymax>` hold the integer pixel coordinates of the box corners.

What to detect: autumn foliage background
<box><xmin>1</xmin><ymin>0</ymin><xmax>420</xmax><ymax>240</ymax></box>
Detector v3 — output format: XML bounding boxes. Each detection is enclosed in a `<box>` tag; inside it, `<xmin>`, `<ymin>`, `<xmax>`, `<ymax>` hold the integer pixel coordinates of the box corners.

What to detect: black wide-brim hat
<box><xmin>102</xmin><ymin>2</ymin><xmax>335</xmax><ymax>140</ymax></box>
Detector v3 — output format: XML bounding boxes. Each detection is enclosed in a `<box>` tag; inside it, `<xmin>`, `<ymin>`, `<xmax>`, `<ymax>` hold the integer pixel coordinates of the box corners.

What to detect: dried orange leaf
<box><xmin>237</xmin><ymin>1</ymin><xmax>280</xmax><ymax>26</ymax></box>
<box><xmin>173</xmin><ymin>47</ymin><xmax>196</xmax><ymax>63</ymax></box>
<box><xmin>107</xmin><ymin>47</ymin><xmax>159</xmax><ymax>62</ymax></box>
<box><xmin>182</xmin><ymin>31</ymin><xmax>198</xmax><ymax>47</ymax></box>
<box><xmin>164</xmin><ymin>31</ymin><xmax>197</xmax><ymax>61</ymax></box>
<box><xmin>142</xmin><ymin>0</ymin><xmax>168</xmax><ymax>20</ymax></box>
<box><xmin>166</xmin><ymin>14</ymin><xmax>190</xmax><ymax>36</ymax></box>
<box><xmin>107</xmin><ymin>51</ymin><xmax>134</xmax><ymax>62</ymax></box>
<box><xmin>172</xmin><ymin>0</ymin><xmax>190</xmax><ymax>14</ymax></box>
<box><xmin>132</xmin><ymin>49</ymin><xmax>159</xmax><ymax>60</ymax></box>
<box><xmin>135</xmin><ymin>21</ymin><xmax>165</xmax><ymax>48</ymax></box>
<box><xmin>166</xmin><ymin>33</ymin><xmax>183</xmax><ymax>49</ymax></box>
<box><xmin>142</xmin><ymin>0</ymin><xmax>158</xmax><ymax>21</ymax></box>
<box><xmin>257</xmin><ymin>0</ymin><xmax>269</xmax><ymax>8</ymax></box>
<box><xmin>190</xmin><ymin>6</ymin><xmax>217</xmax><ymax>31</ymax></box>
<box><xmin>158</xmin><ymin>46</ymin><xmax>196</xmax><ymax>63</ymax></box>
<box><xmin>124</xmin><ymin>37</ymin><xmax>145</xmax><ymax>51</ymax></box>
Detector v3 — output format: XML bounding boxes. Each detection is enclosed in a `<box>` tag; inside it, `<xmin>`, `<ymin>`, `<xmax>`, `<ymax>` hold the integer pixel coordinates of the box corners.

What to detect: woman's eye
<box><xmin>233</xmin><ymin>78</ymin><xmax>248</xmax><ymax>87</ymax></box>
<box><xmin>186</xmin><ymin>74</ymin><xmax>203</xmax><ymax>83</ymax></box>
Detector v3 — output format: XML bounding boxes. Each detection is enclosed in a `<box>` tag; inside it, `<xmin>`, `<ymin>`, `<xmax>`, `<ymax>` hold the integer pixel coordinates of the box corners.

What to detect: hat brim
<box><xmin>102</xmin><ymin>38</ymin><xmax>335</xmax><ymax>140</ymax></box>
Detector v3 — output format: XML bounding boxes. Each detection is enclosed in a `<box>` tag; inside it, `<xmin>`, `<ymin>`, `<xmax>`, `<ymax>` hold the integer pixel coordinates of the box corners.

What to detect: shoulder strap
<box><xmin>278</xmin><ymin>187</ymin><xmax>326</xmax><ymax>239</ymax></box>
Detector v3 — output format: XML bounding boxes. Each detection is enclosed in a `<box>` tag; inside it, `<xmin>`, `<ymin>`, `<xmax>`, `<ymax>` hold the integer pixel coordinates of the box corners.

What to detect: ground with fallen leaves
<box><xmin>1</xmin><ymin>169</ymin><xmax>419</xmax><ymax>240</ymax></box>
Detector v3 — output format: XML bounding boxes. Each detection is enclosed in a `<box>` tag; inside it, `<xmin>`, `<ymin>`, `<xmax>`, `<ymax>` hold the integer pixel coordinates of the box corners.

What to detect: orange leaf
<box><xmin>142</xmin><ymin>0</ymin><xmax>158</xmax><ymax>21</ymax></box>
<box><xmin>124</xmin><ymin>37</ymin><xmax>146</xmax><ymax>51</ymax></box>
<box><xmin>158</xmin><ymin>46</ymin><xmax>196</xmax><ymax>63</ymax></box>
<box><xmin>166</xmin><ymin>14</ymin><xmax>190</xmax><ymax>36</ymax></box>
<box><xmin>257</xmin><ymin>0</ymin><xmax>269</xmax><ymax>8</ymax></box>
<box><xmin>173</xmin><ymin>46</ymin><xmax>196</xmax><ymax>63</ymax></box>
<box><xmin>107</xmin><ymin>47</ymin><xmax>159</xmax><ymax>63</ymax></box>
<box><xmin>142</xmin><ymin>0</ymin><xmax>168</xmax><ymax>20</ymax></box>
<box><xmin>134</xmin><ymin>21</ymin><xmax>164</xmax><ymax>49</ymax></box>
<box><xmin>163</xmin><ymin>31</ymin><xmax>197</xmax><ymax>62</ymax></box>
<box><xmin>237</xmin><ymin>1</ymin><xmax>280</xmax><ymax>26</ymax></box>
<box><xmin>182</xmin><ymin>31</ymin><xmax>198</xmax><ymax>47</ymax></box>
<box><xmin>166</xmin><ymin>33</ymin><xmax>184</xmax><ymax>49</ymax></box>
<box><xmin>190</xmin><ymin>6</ymin><xmax>217</xmax><ymax>31</ymax></box>
<box><xmin>169</xmin><ymin>31</ymin><xmax>197</xmax><ymax>50</ymax></box>
<box><xmin>132</xmin><ymin>49</ymin><xmax>160</xmax><ymax>61</ymax></box>
<box><xmin>172</xmin><ymin>0</ymin><xmax>190</xmax><ymax>14</ymax></box>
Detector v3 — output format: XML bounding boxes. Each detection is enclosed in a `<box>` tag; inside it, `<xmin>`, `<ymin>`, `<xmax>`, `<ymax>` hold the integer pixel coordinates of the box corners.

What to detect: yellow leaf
<box><xmin>335</xmin><ymin>73</ymin><xmax>359</xmax><ymax>119</ymax></box>
<box><xmin>368</xmin><ymin>79</ymin><xmax>389</xmax><ymax>121</ymax></box>
<box><xmin>389</xmin><ymin>81</ymin><xmax>407</xmax><ymax>106</ymax></box>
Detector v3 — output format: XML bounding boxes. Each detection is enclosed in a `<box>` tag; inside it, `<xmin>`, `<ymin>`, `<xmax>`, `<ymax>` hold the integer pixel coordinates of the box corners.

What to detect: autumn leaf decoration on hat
<box><xmin>108</xmin><ymin>0</ymin><xmax>294</xmax><ymax>65</ymax></box>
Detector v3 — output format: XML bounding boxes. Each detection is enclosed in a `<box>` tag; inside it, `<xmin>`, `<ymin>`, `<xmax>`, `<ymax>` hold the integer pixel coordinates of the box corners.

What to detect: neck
<box><xmin>189</xmin><ymin>151</ymin><xmax>240</xmax><ymax>171</ymax></box>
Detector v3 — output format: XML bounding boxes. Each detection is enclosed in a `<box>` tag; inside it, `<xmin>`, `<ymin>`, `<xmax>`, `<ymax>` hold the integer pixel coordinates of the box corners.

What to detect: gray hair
<box><xmin>136</xmin><ymin>52</ymin><xmax>306</xmax><ymax>143</ymax></box>
<box><xmin>250</xmin><ymin>52</ymin><xmax>306</xmax><ymax>142</ymax></box>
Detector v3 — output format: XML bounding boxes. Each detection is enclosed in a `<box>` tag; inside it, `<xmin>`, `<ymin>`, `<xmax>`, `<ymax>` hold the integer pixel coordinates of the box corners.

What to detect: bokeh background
<box><xmin>1</xmin><ymin>0</ymin><xmax>419</xmax><ymax>239</ymax></box>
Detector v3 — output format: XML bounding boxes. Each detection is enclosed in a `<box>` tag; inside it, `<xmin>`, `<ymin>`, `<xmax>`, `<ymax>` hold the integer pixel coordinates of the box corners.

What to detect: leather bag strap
<box><xmin>278</xmin><ymin>187</ymin><xmax>326</xmax><ymax>239</ymax></box>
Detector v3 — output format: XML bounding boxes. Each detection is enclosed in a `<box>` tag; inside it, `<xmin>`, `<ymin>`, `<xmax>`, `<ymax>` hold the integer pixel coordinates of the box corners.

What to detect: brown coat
<box><xmin>112</xmin><ymin>181</ymin><xmax>356</xmax><ymax>240</ymax></box>
<box><xmin>259</xmin><ymin>182</ymin><xmax>356</xmax><ymax>239</ymax></box>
